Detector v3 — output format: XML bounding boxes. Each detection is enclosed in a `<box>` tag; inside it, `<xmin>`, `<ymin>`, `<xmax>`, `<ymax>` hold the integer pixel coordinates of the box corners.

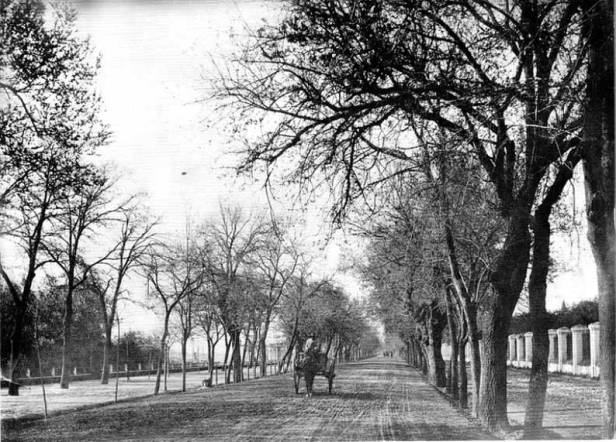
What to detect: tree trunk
<box><xmin>523</xmin><ymin>212</ymin><xmax>551</xmax><ymax>435</ymax></box>
<box><xmin>467</xmin><ymin>321</ymin><xmax>481</xmax><ymax>417</ymax></box>
<box><xmin>181</xmin><ymin>334</ymin><xmax>188</xmax><ymax>392</ymax></box>
<box><xmin>524</xmin><ymin>153</ymin><xmax>580</xmax><ymax>433</ymax></box>
<box><xmin>230</xmin><ymin>328</ymin><xmax>242</xmax><ymax>383</ymax></box>
<box><xmin>100</xmin><ymin>325</ymin><xmax>112</xmax><ymax>384</ymax></box>
<box><xmin>582</xmin><ymin>0</ymin><xmax>615</xmax><ymax>437</ymax></box>
<box><xmin>223</xmin><ymin>333</ymin><xmax>231</xmax><ymax>384</ymax></box>
<box><xmin>59</xmin><ymin>285</ymin><xmax>74</xmax><ymax>389</ymax></box>
<box><xmin>207</xmin><ymin>336</ymin><xmax>216</xmax><ymax>380</ymax></box>
<box><xmin>458</xmin><ymin>335</ymin><xmax>468</xmax><ymax>409</ymax></box>
<box><xmin>445</xmin><ymin>291</ymin><xmax>459</xmax><ymax>399</ymax></box>
<box><xmin>279</xmin><ymin>334</ymin><xmax>296</xmax><ymax>373</ymax></box>
<box><xmin>154</xmin><ymin>315</ymin><xmax>169</xmax><ymax>395</ymax></box>
<box><xmin>420</xmin><ymin>341</ymin><xmax>429</xmax><ymax>375</ymax></box>
<box><xmin>477</xmin><ymin>210</ymin><xmax>531</xmax><ymax>433</ymax></box>
<box><xmin>444</xmin><ymin>224</ymin><xmax>481</xmax><ymax>415</ymax></box>
<box><xmin>430</xmin><ymin>327</ymin><xmax>447</xmax><ymax>388</ymax></box>
<box><xmin>241</xmin><ymin>328</ymin><xmax>250</xmax><ymax>381</ymax></box>
<box><xmin>478</xmin><ymin>297</ymin><xmax>517</xmax><ymax>433</ymax></box>
<box><xmin>259</xmin><ymin>315</ymin><xmax>271</xmax><ymax>376</ymax></box>
<box><xmin>7</xmin><ymin>300</ymin><xmax>27</xmax><ymax>396</ymax></box>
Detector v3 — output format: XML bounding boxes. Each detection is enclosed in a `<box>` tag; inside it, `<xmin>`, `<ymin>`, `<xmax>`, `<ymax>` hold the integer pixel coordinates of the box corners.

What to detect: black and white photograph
<box><xmin>1</xmin><ymin>0</ymin><xmax>614</xmax><ymax>440</ymax></box>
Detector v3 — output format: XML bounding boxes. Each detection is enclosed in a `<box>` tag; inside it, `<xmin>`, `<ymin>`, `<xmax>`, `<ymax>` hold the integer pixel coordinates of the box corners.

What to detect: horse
<box><xmin>293</xmin><ymin>351</ymin><xmax>335</xmax><ymax>396</ymax></box>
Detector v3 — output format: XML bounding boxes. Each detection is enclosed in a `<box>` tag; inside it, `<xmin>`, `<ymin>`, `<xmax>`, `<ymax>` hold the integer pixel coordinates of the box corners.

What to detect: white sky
<box><xmin>6</xmin><ymin>0</ymin><xmax>598</xmax><ymax>343</ymax></box>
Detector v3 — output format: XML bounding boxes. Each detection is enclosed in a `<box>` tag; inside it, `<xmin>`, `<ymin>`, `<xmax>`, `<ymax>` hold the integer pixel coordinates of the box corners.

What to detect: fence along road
<box><xmin>4</xmin><ymin>357</ymin><xmax>492</xmax><ymax>441</ymax></box>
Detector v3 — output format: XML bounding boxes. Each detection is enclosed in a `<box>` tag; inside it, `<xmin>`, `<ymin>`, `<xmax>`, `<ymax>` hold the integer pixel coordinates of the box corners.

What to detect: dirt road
<box><xmin>3</xmin><ymin>358</ymin><xmax>492</xmax><ymax>441</ymax></box>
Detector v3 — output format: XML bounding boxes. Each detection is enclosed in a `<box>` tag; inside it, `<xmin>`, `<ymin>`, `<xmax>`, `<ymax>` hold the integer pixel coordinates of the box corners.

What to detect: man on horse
<box><xmin>304</xmin><ymin>334</ymin><xmax>319</xmax><ymax>356</ymax></box>
<box><xmin>294</xmin><ymin>334</ymin><xmax>335</xmax><ymax>396</ymax></box>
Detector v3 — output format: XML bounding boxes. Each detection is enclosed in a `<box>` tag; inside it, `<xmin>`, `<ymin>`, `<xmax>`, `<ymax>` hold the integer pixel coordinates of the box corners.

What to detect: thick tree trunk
<box><xmin>524</xmin><ymin>212</ymin><xmax>551</xmax><ymax>435</ymax></box>
<box><xmin>467</xmin><ymin>327</ymin><xmax>481</xmax><ymax>416</ymax></box>
<box><xmin>523</xmin><ymin>151</ymin><xmax>580</xmax><ymax>433</ymax></box>
<box><xmin>59</xmin><ymin>286</ymin><xmax>74</xmax><ymax>389</ymax></box>
<box><xmin>478</xmin><ymin>211</ymin><xmax>531</xmax><ymax>433</ymax></box>
<box><xmin>101</xmin><ymin>325</ymin><xmax>112</xmax><ymax>384</ymax></box>
<box><xmin>431</xmin><ymin>331</ymin><xmax>446</xmax><ymax>388</ymax></box>
<box><xmin>424</xmin><ymin>308</ymin><xmax>446</xmax><ymax>387</ymax></box>
<box><xmin>582</xmin><ymin>0</ymin><xmax>615</xmax><ymax>437</ymax></box>
<box><xmin>478</xmin><ymin>298</ymin><xmax>516</xmax><ymax>433</ymax></box>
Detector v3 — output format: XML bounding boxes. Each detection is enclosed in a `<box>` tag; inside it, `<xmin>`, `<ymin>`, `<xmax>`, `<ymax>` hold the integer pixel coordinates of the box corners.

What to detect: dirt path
<box><xmin>3</xmin><ymin>357</ymin><xmax>492</xmax><ymax>441</ymax></box>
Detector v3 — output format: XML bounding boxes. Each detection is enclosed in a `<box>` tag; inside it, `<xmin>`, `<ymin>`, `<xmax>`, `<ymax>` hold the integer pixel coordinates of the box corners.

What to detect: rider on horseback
<box><xmin>304</xmin><ymin>334</ymin><xmax>319</xmax><ymax>356</ymax></box>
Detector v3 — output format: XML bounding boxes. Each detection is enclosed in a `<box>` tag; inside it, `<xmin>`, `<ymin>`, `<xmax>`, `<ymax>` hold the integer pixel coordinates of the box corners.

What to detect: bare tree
<box><xmin>94</xmin><ymin>205</ymin><xmax>157</xmax><ymax>384</ymax></box>
<box><xmin>200</xmin><ymin>205</ymin><xmax>267</xmax><ymax>383</ymax></box>
<box><xmin>175</xmin><ymin>291</ymin><xmax>196</xmax><ymax>392</ymax></box>
<box><xmin>41</xmin><ymin>174</ymin><xmax>121</xmax><ymax>389</ymax></box>
<box><xmin>253</xmin><ymin>228</ymin><xmax>299</xmax><ymax>376</ymax></box>
<box><xmin>194</xmin><ymin>288</ymin><xmax>224</xmax><ymax>383</ymax></box>
<box><xmin>277</xmin><ymin>260</ymin><xmax>327</xmax><ymax>373</ymax></box>
<box><xmin>142</xmin><ymin>240</ymin><xmax>202</xmax><ymax>395</ymax></box>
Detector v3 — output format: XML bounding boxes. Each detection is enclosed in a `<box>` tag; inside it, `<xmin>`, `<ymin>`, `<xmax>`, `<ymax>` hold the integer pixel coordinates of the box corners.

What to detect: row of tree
<box><xmin>141</xmin><ymin>206</ymin><xmax>379</xmax><ymax>394</ymax></box>
<box><xmin>217</xmin><ymin>0</ymin><xmax>614</xmax><ymax>437</ymax></box>
<box><xmin>0</xmin><ymin>0</ymin><xmax>379</xmax><ymax>398</ymax></box>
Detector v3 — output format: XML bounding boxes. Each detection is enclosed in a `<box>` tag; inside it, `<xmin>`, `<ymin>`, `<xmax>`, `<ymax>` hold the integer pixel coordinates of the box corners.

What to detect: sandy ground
<box><xmin>3</xmin><ymin>358</ymin><xmax>492</xmax><ymax>441</ymax></box>
<box><xmin>1</xmin><ymin>366</ymin><xmax>268</xmax><ymax>421</ymax></box>
<box><xmin>506</xmin><ymin>367</ymin><xmax>602</xmax><ymax>439</ymax></box>
<box><xmin>2</xmin><ymin>359</ymin><xmax>603</xmax><ymax>440</ymax></box>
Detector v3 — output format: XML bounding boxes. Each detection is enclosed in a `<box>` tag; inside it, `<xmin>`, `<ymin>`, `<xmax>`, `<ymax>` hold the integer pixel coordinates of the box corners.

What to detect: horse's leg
<box><xmin>305</xmin><ymin>372</ymin><xmax>314</xmax><ymax>397</ymax></box>
<box><xmin>294</xmin><ymin>370</ymin><xmax>301</xmax><ymax>394</ymax></box>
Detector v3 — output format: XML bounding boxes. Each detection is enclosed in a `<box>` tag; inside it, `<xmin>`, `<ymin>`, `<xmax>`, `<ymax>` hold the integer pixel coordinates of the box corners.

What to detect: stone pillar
<box><xmin>548</xmin><ymin>329</ymin><xmax>557</xmax><ymax>362</ymax></box>
<box><xmin>571</xmin><ymin>324</ymin><xmax>589</xmax><ymax>373</ymax></box>
<box><xmin>516</xmin><ymin>334</ymin><xmax>525</xmax><ymax>362</ymax></box>
<box><xmin>589</xmin><ymin>322</ymin><xmax>600</xmax><ymax>377</ymax></box>
<box><xmin>508</xmin><ymin>335</ymin><xmax>517</xmax><ymax>362</ymax></box>
<box><xmin>557</xmin><ymin>327</ymin><xmax>571</xmax><ymax>370</ymax></box>
<box><xmin>524</xmin><ymin>332</ymin><xmax>533</xmax><ymax>362</ymax></box>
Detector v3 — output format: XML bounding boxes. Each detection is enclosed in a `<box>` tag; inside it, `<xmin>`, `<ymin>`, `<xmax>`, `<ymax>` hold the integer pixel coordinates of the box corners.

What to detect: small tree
<box><xmin>142</xmin><ymin>241</ymin><xmax>202</xmax><ymax>395</ymax></box>
<box><xmin>94</xmin><ymin>204</ymin><xmax>157</xmax><ymax>384</ymax></box>
<box><xmin>200</xmin><ymin>205</ymin><xmax>267</xmax><ymax>383</ymax></box>
<box><xmin>253</xmin><ymin>227</ymin><xmax>299</xmax><ymax>376</ymax></box>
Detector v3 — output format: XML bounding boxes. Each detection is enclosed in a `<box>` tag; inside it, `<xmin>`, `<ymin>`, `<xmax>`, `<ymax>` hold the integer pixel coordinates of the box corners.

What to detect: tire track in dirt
<box><xmin>4</xmin><ymin>357</ymin><xmax>493</xmax><ymax>441</ymax></box>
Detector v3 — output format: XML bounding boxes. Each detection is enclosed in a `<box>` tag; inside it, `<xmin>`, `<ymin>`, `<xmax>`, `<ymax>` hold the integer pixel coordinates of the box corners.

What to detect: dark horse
<box><xmin>293</xmin><ymin>351</ymin><xmax>335</xmax><ymax>396</ymax></box>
